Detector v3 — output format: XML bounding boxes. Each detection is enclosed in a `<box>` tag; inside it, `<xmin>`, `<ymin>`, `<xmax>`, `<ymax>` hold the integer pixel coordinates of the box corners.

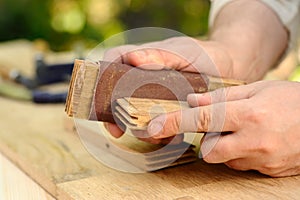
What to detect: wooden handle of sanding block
<box><xmin>65</xmin><ymin>60</ymin><xmax>244</xmax><ymax>122</ymax></box>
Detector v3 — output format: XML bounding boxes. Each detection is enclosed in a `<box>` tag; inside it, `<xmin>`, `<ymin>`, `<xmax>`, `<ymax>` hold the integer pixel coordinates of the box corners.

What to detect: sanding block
<box><xmin>65</xmin><ymin>59</ymin><xmax>244</xmax><ymax>125</ymax></box>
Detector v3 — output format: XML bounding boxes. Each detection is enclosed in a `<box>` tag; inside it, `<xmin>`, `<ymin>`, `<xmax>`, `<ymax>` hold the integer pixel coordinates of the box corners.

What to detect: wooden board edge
<box><xmin>65</xmin><ymin>59</ymin><xmax>84</xmax><ymax>117</ymax></box>
<box><xmin>0</xmin><ymin>140</ymin><xmax>73</xmax><ymax>200</ymax></box>
<box><xmin>65</xmin><ymin>60</ymin><xmax>99</xmax><ymax>119</ymax></box>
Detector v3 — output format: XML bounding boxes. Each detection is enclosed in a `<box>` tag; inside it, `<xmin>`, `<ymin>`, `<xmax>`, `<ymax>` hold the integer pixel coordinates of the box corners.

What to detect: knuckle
<box><xmin>197</xmin><ymin>108</ymin><xmax>211</xmax><ymax>132</ymax></box>
<box><xmin>256</xmin><ymin>140</ymin><xmax>278</xmax><ymax>155</ymax></box>
<box><xmin>244</xmin><ymin>106</ymin><xmax>267</xmax><ymax>124</ymax></box>
<box><xmin>261</xmin><ymin>161</ymin><xmax>285</xmax><ymax>173</ymax></box>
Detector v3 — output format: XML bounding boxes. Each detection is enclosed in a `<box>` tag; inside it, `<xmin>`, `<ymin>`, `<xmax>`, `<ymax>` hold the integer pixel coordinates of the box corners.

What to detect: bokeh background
<box><xmin>0</xmin><ymin>0</ymin><xmax>210</xmax><ymax>51</ymax></box>
<box><xmin>1</xmin><ymin>0</ymin><xmax>299</xmax><ymax>81</ymax></box>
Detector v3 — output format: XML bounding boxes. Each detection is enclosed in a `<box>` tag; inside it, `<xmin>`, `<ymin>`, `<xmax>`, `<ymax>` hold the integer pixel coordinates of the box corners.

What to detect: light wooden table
<box><xmin>1</xmin><ymin>40</ymin><xmax>300</xmax><ymax>200</ymax></box>
<box><xmin>0</xmin><ymin>153</ymin><xmax>54</xmax><ymax>200</ymax></box>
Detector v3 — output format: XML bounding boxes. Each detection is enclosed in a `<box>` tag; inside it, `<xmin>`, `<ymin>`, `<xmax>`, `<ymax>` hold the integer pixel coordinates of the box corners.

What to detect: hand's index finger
<box><xmin>183</xmin><ymin>101</ymin><xmax>245</xmax><ymax>133</ymax></box>
<box><xmin>148</xmin><ymin>100</ymin><xmax>246</xmax><ymax>139</ymax></box>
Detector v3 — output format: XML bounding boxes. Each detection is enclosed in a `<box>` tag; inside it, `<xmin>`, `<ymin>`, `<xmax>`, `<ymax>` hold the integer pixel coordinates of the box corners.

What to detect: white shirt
<box><xmin>209</xmin><ymin>0</ymin><xmax>300</xmax><ymax>50</ymax></box>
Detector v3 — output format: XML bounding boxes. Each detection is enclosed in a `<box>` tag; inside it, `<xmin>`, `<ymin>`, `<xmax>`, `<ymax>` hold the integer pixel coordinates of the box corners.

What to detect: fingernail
<box><xmin>148</xmin><ymin>121</ymin><xmax>163</xmax><ymax>137</ymax></box>
<box><xmin>187</xmin><ymin>93</ymin><xmax>203</xmax><ymax>106</ymax></box>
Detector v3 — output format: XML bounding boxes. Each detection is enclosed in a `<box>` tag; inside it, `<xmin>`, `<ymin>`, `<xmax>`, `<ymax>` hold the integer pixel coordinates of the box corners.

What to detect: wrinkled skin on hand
<box><xmin>148</xmin><ymin>81</ymin><xmax>300</xmax><ymax>177</ymax></box>
<box><xmin>102</xmin><ymin>37</ymin><xmax>300</xmax><ymax>177</ymax></box>
<box><xmin>99</xmin><ymin>0</ymin><xmax>294</xmax><ymax>176</ymax></box>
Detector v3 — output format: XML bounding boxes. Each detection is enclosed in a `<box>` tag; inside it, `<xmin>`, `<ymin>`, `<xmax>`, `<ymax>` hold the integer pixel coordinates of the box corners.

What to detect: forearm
<box><xmin>209</xmin><ymin>0</ymin><xmax>288</xmax><ymax>82</ymax></box>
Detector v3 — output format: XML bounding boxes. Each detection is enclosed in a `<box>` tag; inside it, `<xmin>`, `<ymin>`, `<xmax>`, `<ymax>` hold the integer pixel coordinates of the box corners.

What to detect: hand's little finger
<box><xmin>201</xmin><ymin>133</ymin><xmax>247</xmax><ymax>163</ymax></box>
<box><xmin>103</xmin><ymin>122</ymin><xmax>124</xmax><ymax>138</ymax></box>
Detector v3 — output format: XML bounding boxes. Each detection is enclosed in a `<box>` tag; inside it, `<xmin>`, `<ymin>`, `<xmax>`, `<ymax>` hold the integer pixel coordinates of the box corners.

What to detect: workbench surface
<box><xmin>1</xmin><ymin>41</ymin><xmax>300</xmax><ymax>200</ymax></box>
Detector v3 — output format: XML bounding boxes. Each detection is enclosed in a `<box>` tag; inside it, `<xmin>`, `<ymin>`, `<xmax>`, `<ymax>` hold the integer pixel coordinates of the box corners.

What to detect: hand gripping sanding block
<box><xmin>65</xmin><ymin>60</ymin><xmax>244</xmax><ymax>171</ymax></box>
<box><xmin>65</xmin><ymin>60</ymin><xmax>244</xmax><ymax>123</ymax></box>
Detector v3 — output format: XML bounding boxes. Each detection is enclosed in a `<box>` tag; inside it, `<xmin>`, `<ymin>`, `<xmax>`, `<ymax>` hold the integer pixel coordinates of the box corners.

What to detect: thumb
<box><xmin>125</xmin><ymin>48</ymin><xmax>190</xmax><ymax>71</ymax></box>
<box><xmin>187</xmin><ymin>84</ymin><xmax>254</xmax><ymax>107</ymax></box>
<box><xmin>125</xmin><ymin>49</ymin><xmax>166</xmax><ymax>70</ymax></box>
<box><xmin>147</xmin><ymin>101</ymin><xmax>245</xmax><ymax>139</ymax></box>
<box><xmin>104</xmin><ymin>46</ymin><xmax>187</xmax><ymax>70</ymax></box>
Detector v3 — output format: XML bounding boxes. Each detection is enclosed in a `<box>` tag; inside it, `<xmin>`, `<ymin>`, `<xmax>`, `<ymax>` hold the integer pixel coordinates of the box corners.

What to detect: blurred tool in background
<box><xmin>0</xmin><ymin>53</ymin><xmax>80</xmax><ymax>103</ymax></box>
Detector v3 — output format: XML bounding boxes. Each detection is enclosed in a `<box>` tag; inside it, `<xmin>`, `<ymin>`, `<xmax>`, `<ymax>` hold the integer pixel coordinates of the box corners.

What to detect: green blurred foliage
<box><xmin>0</xmin><ymin>0</ymin><xmax>210</xmax><ymax>51</ymax></box>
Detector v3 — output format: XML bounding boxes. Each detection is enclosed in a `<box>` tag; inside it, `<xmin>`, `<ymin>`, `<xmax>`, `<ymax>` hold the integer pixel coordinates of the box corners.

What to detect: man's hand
<box><xmin>104</xmin><ymin>37</ymin><xmax>234</xmax><ymax>77</ymax></box>
<box><xmin>102</xmin><ymin>0</ymin><xmax>288</xmax><ymax>145</ymax></box>
<box><xmin>147</xmin><ymin>81</ymin><xmax>300</xmax><ymax>177</ymax></box>
<box><xmin>103</xmin><ymin>36</ymin><xmax>234</xmax><ymax>144</ymax></box>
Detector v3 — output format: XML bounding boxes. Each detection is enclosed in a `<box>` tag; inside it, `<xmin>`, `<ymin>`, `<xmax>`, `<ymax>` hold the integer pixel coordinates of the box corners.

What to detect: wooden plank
<box><xmin>2</xmin><ymin>94</ymin><xmax>300</xmax><ymax>199</ymax></box>
<box><xmin>1</xmin><ymin>41</ymin><xmax>300</xmax><ymax>200</ymax></box>
<box><xmin>0</xmin><ymin>81</ymin><xmax>298</xmax><ymax>199</ymax></box>
<box><xmin>0</xmin><ymin>98</ymin><xmax>110</xmax><ymax>199</ymax></box>
<box><xmin>57</xmin><ymin>161</ymin><xmax>300</xmax><ymax>200</ymax></box>
<box><xmin>0</xmin><ymin>153</ymin><xmax>55</xmax><ymax>200</ymax></box>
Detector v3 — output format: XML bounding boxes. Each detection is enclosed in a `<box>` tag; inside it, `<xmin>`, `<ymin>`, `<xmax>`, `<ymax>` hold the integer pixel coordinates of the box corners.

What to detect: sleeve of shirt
<box><xmin>209</xmin><ymin>0</ymin><xmax>300</xmax><ymax>49</ymax></box>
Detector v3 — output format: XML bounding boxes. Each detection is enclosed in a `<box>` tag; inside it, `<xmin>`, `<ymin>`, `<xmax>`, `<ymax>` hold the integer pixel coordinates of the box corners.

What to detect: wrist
<box><xmin>207</xmin><ymin>0</ymin><xmax>288</xmax><ymax>82</ymax></box>
<box><xmin>197</xmin><ymin>40</ymin><xmax>235</xmax><ymax>79</ymax></box>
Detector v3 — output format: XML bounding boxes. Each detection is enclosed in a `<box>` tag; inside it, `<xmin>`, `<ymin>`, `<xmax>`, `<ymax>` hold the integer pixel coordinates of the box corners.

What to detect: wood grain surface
<box><xmin>1</xmin><ymin>40</ymin><xmax>300</xmax><ymax>200</ymax></box>
<box><xmin>0</xmin><ymin>153</ymin><xmax>54</xmax><ymax>200</ymax></box>
<box><xmin>2</xmin><ymin>80</ymin><xmax>300</xmax><ymax>200</ymax></box>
